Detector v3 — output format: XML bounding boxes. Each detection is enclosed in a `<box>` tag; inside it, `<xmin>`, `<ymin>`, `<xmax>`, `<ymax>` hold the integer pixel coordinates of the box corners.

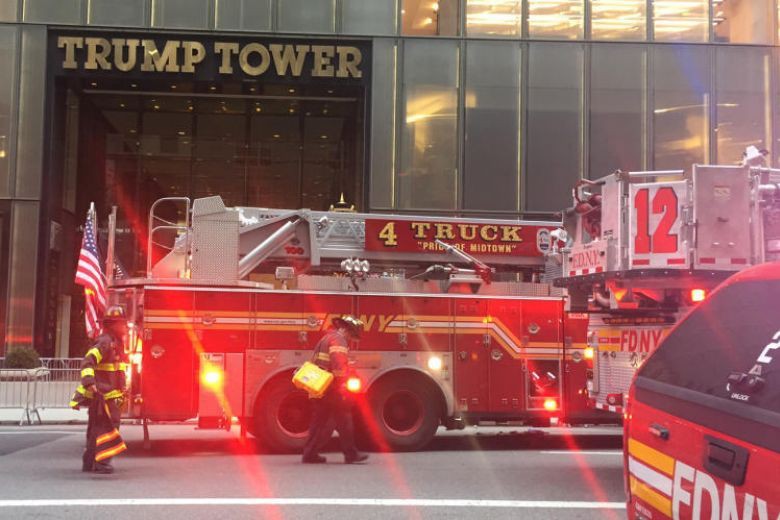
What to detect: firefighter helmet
<box><xmin>103</xmin><ymin>305</ymin><xmax>126</xmax><ymax>323</ymax></box>
<box><xmin>333</xmin><ymin>315</ymin><xmax>364</xmax><ymax>337</ymax></box>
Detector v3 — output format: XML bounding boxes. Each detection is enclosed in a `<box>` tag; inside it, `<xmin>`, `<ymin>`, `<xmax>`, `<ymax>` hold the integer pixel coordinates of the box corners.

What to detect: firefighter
<box><xmin>69</xmin><ymin>305</ymin><xmax>129</xmax><ymax>474</ymax></box>
<box><xmin>302</xmin><ymin>315</ymin><xmax>369</xmax><ymax>464</ymax></box>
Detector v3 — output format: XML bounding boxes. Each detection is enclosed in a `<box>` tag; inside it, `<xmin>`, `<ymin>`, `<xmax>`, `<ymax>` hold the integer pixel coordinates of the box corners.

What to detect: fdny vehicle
<box><xmin>105</xmin><ymin>196</ymin><xmax>612</xmax><ymax>452</ymax></box>
<box><xmin>625</xmin><ymin>261</ymin><xmax>780</xmax><ymax>519</ymax></box>
<box><xmin>553</xmin><ymin>147</ymin><xmax>780</xmax><ymax>416</ymax></box>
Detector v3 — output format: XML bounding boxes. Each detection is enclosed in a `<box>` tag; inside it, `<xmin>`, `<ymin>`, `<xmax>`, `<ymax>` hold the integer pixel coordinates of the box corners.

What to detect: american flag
<box><xmin>75</xmin><ymin>205</ymin><xmax>106</xmax><ymax>338</ymax></box>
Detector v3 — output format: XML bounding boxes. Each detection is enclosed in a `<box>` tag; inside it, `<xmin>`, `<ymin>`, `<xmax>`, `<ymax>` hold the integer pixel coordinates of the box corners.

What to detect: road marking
<box><xmin>540</xmin><ymin>451</ymin><xmax>622</xmax><ymax>456</ymax></box>
<box><xmin>0</xmin><ymin>430</ymin><xmax>78</xmax><ymax>435</ymax></box>
<box><xmin>0</xmin><ymin>498</ymin><xmax>626</xmax><ymax>509</ymax></box>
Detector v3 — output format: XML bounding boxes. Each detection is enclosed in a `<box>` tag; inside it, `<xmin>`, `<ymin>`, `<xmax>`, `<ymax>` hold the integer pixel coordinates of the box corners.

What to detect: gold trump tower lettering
<box><xmin>57</xmin><ymin>37</ymin><xmax>363</xmax><ymax>79</ymax></box>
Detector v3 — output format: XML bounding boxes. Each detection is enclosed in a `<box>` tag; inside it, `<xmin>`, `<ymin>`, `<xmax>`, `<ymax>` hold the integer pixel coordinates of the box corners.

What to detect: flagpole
<box><xmin>106</xmin><ymin>206</ymin><xmax>117</xmax><ymax>286</ymax></box>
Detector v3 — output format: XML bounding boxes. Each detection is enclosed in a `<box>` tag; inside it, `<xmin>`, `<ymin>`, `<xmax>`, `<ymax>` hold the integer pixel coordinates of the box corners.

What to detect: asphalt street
<box><xmin>0</xmin><ymin>424</ymin><xmax>626</xmax><ymax>519</ymax></box>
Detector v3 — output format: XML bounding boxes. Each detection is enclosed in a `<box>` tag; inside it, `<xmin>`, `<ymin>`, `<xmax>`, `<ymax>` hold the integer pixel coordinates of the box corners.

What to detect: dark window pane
<box><xmin>464</xmin><ymin>41</ymin><xmax>519</xmax><ymax>212</ymax></box>
<box><xmin>279</xmin><ymin>0</ymin><xmax>335</xmax><ymax>33</ymax></box>
<box><xmin>715</xmin><ymin>47</ymin><xmax>769</xmax><ymax>165</ymax></box>
<box><xmin>526</xmin><ymin>43</ymin><xmax>582</xmax><ymax>212</ymax></box>
<box><xmin>88</xmin><ymin>0</ymin><xmax>145</xmax><ymax>26</ymax></box>
<box><xmin>638</xmin><ymin>279</ymin><xmax>780</xmax><ymax>413</ymax></box>
<box><xmin>590</xmin><ymin>44</ymin><xmax>645</xmax><ymax>178</ymax></box>
<box><xmin>342</xmin><ymin>0</ymin><xmax>396</xmax><ymax>35</ymax></box>
<box><xmin>370</xmin><ymin>39</ymin><xmax>396</xmax><ymax>209</ymax></box>
<box><xmin>653</xmin><ymin>45</ymin><xmax>709</xmax><ymax>171</ymax></box>
<box><xmin>216</xmin><ymin>0</ymin><xmax>272</xmax><ymax>31</ymax></box>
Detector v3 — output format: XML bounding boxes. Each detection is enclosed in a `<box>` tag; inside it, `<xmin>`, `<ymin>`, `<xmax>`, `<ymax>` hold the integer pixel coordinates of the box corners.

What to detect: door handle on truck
<box><xmin>704</xmin><ymin>435</ymin><xmax>749</xmax><ymax>486</ymax></box>
<box><xmin>648</xmin><ymin>423</ymin><xmax>669</xmax><ymax>440</ymax></box>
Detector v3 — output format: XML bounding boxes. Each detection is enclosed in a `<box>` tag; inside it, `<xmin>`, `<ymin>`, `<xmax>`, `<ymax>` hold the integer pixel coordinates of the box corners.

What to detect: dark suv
<box><xmin>624</xmin><ymin>262</ymin><xmax>780</xmax><ymax>519</ymax></box>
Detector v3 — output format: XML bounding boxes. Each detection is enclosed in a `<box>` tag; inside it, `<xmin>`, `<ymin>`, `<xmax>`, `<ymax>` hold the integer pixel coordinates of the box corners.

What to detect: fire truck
<box><xmin>554</xmin><ymin>147</ymin><xmax>780</xmax><ymax>416</ymax></box>
<box><xmin>105</xmin><ymin>195</ymin><xmax>613</xmax><ymax>452</ymax></box>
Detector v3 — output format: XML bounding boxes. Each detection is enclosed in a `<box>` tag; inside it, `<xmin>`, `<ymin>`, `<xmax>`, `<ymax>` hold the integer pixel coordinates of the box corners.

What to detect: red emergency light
<box><xmin>346</xmin><ymin>377</ymin><xmax>362</xmax><ymax>393</ymax></box>
<box><xmin>543</xmin><ymin>399</ymin><xmax>558</xmax><ymax>412</ymax></box>
<box><xmin>690</xmin><ymin>288</ymin><xmax>707</xmax><ymax>302</ymax></box>
<box><xmin>201</xmin><ymin>367</ymin><xmax>223</xmax><ymax>388</ymax></box>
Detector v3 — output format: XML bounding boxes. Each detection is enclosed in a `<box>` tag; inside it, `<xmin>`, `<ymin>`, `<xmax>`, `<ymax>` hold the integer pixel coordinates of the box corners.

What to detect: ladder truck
<box><xmin>105</xmin><ymin>195</ymin><xmax>614</xmax><ymax>452</ymax></box>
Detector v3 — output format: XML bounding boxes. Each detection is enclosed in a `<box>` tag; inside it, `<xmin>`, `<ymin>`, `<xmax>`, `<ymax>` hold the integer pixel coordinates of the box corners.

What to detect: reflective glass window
<box><xmin>370</xmin><ymin>39</ymin><xmax>397</xmax><ymax>209</ymax></box>
<box><xmin>23</xmin><ymin>0</ymin><xmax>82</xmax><ymax>24</ymax></box>
<box><xmin>464</xmin><ymin>41</ymin><xmax>520</xmax><ymax>212</ymax></box>
<box><xmin>528</xmin><ymin>0</ymin><xmax>583</xmax><ymax>40</ymax></box>
<box><xmin>590</xmin><ymin>0</ymin><xmax>646</xmax><ymax>40</ymax></box>
<box><xmin>714</xmin><ymin>0</ymin><xmax>773</xmax><ymax>44</ymax></box>
<box><xmin>398</xmin><ymin>40</ymin><xmax>458</xmax><ymax>210</ymax></box>
<box><xmin>342</xmin><ymin>0</ymin><xmax>397</xmax><ymax>36</ymax></box>
<box><xmin>715</xmin><ymin>47</ymin><xmax>769</xmax><ymax>165</ymax></box>
<box><xmin>0</xmin><ymin>27</ymin><xmax>15</xmax><ymax>197</ymax></box>
<box><xmin>526</xmin><ymin>43</ymin><xmax>583</xmax><ymax>212</ymax></box>
<box><xmin>88</xmin><ymin>0</ymin><xmax>146</xmax><ymax>26</ymax></box>
<box><xmin>466</xmin><ymin>0</ymin><xmax>522</xmax><ymax>37</ymax></box>
<box><xmin>152</xmin><ymin>0</ymin><xmax>210</xmax><ymax>29</ymax></box>
<box><xmin>590</xmin><ymin>44</ymin><xmax>645</xmax><ymax>177</ymax></box>
<box><xmin>215</xmin><ymin>0</ymin><xmax>272</xmax><ymax>31</ymax></box>
<box><xmin>402</xmin><ymin>0</ymin><xmax>458</xmax><ymax>36</ymax></box>
<box><xmin>652</xmin><ymin>0</ymin><xmax>708</xmax><ymax>42</ymax></box>
<box><xmin>0</xmin><ymin>0</ymin><xmax>18</xmax><ymax>21</ymax></box>
<box><xmin>278</xmin><ymin>0</ymin><xmax>335</xmax><ymax>33</ymax></box>
<box><xmin>653</xmin><ymin>45</ymin><xmax>709</xmax><ymax>171</ymax></box>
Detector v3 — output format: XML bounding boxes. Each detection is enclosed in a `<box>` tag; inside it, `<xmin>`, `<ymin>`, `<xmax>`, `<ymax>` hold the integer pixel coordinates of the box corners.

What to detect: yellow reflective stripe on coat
<box><xmin>96</xmin><ymin>363</ymin><xmax>128</xmax><ymax>371</ymax></box>
<box><xmin>81</xmin><ymin>367</ymin><xmax>95</xmax><ymax>378</ymax></box>
<box><xmin>329</xmin><ymin>346</ymin><xmax>348</xmax><ymax>354</ymax></box>
<box><xmin>86</xmin><ymin>348</ymin><xmax>103</xmax><ymax>364</ymax></box>
<box><xmin>104</xmin><ymin>389</ymin><xmax>124</xmax><ymax>400</ymax></box>
<box><xmin>76</xmin><ymin>385</ymin><xmax>94</xmax><ymax>398</ymax></box>
<box><xmin>315</xmin><ymin>352</ymin><xmax>330</xmax><ymax>361</ymax></box>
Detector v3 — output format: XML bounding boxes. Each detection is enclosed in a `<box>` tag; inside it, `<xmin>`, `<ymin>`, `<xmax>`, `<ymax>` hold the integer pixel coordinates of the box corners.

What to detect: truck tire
<box><xmin>253</xmin><ymin>377</ymin><xmax>312</xmax><ymax>453</ymax></box>
<box><xmin>363</xmin><ymin>374</ymin><xmax>441</xmax><ymax>452</ymax></box>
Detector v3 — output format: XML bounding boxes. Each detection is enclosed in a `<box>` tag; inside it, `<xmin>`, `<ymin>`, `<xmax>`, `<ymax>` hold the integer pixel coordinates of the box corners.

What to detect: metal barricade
<box><xmin>0</xmin><ymin>358</ymin><xmax>83</xmax><ymax>425</ymax></box>
<box><xmin>0</xmin><ymin>368</ymin><xmax>41</xmax><ymax>425</ymax></box>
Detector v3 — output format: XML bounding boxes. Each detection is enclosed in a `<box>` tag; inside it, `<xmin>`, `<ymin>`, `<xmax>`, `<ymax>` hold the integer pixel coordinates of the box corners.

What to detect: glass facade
<box><xmin>2</xmin><ymin>0</ymin><xmax>780</xmax><ymax>355</ymax></box>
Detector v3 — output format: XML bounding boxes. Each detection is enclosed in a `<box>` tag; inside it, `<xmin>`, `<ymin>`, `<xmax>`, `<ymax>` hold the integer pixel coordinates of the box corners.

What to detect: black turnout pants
<box><xmin>303</xmin><ymin>388</ymin><xmax>359</xmax><ymax>460</ymax></box>
<box><xmin>83</xmin><ymin>397</ymin><xmax>121</xmax><ymax>469</ymax></box>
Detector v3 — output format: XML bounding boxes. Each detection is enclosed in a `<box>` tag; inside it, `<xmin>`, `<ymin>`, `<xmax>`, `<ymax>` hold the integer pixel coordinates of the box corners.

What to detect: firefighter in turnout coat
<box><xmin>70</xmin><ymin>305</ymin><xmax>128</xmax><ymax>474</ymax></box>
<box><xmin>302</xmin><ymin>315</ymin><xmax>369</xmax><ymax>464</ymax></box>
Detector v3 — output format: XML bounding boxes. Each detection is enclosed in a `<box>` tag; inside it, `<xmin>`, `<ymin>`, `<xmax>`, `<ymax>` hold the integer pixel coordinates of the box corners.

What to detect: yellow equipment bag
<box><xmin>292</xmin><ymin>361</ymin><xmax>334</xmax><ymax>398</ymax></box>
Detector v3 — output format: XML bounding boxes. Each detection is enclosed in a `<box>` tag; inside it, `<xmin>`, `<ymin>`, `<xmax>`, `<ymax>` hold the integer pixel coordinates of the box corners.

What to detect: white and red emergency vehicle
<box><xmin>554</xmin><ymin>147</ymin><xmax>780</xmax><ymax>416</ymax></box>
<box><xmin>106</xmin><ymin>195</ymin><xmax>613</xmax><ymax>452</ymax></box>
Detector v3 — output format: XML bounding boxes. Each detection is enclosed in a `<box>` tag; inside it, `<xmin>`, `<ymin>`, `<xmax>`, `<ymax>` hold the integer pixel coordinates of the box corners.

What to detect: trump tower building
<box><xmin>0</xmin><ymin>0</ymin><xmax>777</xmax><ymax>355</ymax></box>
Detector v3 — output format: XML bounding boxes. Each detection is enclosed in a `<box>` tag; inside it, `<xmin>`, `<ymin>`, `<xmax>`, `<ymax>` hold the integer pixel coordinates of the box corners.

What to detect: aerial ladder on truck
<box><xmin>107</xmin><ymin>196</ymin><xmax>610</xmax><ymax>452</ymax></box>
<box><xmin>551</xmin><ymin>146</ymin><xmax>780</xmax><ymax>415</ymax></box>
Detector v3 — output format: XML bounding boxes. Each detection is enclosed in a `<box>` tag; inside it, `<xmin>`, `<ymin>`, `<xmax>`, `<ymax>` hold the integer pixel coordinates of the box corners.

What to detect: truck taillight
<box><xmin>584</xmin><ymin>347</ymin><xmax>594</xmax><ymax>360</ymax></box>
<box><xmin>543</xmin><ymin>398</ymin><xmax>558</xmax><ymax>412</ymax></box>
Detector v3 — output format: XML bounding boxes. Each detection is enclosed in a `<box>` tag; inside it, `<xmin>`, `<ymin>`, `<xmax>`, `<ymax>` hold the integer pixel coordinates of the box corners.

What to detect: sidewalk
<box><xmin>0</xmin><ymin>407</ymin><xmax>88</xmax><ymax>425</ymax></box>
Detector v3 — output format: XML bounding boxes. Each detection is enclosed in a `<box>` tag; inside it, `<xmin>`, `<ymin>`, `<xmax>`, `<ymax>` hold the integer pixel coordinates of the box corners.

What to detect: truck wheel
<box><xmin>364</xmin><ymin>375</ymin><xmax>441</xmax><ymax>452</ymax></box>
<box><xmin>253</xmin><ymin>377</ymin><xmax>311</xmax><ymax>453</ymax></box>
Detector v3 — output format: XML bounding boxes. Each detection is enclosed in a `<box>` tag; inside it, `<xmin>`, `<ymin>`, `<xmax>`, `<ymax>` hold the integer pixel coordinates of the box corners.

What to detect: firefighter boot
<box><xmin>344</xmin><ymin>452</ymin><xmax>369</xmax><ymax>464</ymax></box>
<box><xmin>82</xmin><ymin>450</ymin><xmax>95</xmax><ymax>472</ymax></box>
<box><xmin>302</xmin><ymin>454</ymin><xmax>327</xmax><ymax>464</ymax></box>
<box><xmin>93</xmin><ymin>460</ymin><xmax>114</xmax><ymax>474</ymax></box>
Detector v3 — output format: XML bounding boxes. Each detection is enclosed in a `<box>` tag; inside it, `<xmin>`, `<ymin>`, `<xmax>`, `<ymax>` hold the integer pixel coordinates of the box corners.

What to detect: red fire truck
<box><xmin>106</xmin><ymin>196</ymin><xmax>613</xmax><ymax>452</ymax></box>
<box><xmin>554</xmin><ymin>148</ymin><xmax>780</xmax><ymax>416</ymax></box>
